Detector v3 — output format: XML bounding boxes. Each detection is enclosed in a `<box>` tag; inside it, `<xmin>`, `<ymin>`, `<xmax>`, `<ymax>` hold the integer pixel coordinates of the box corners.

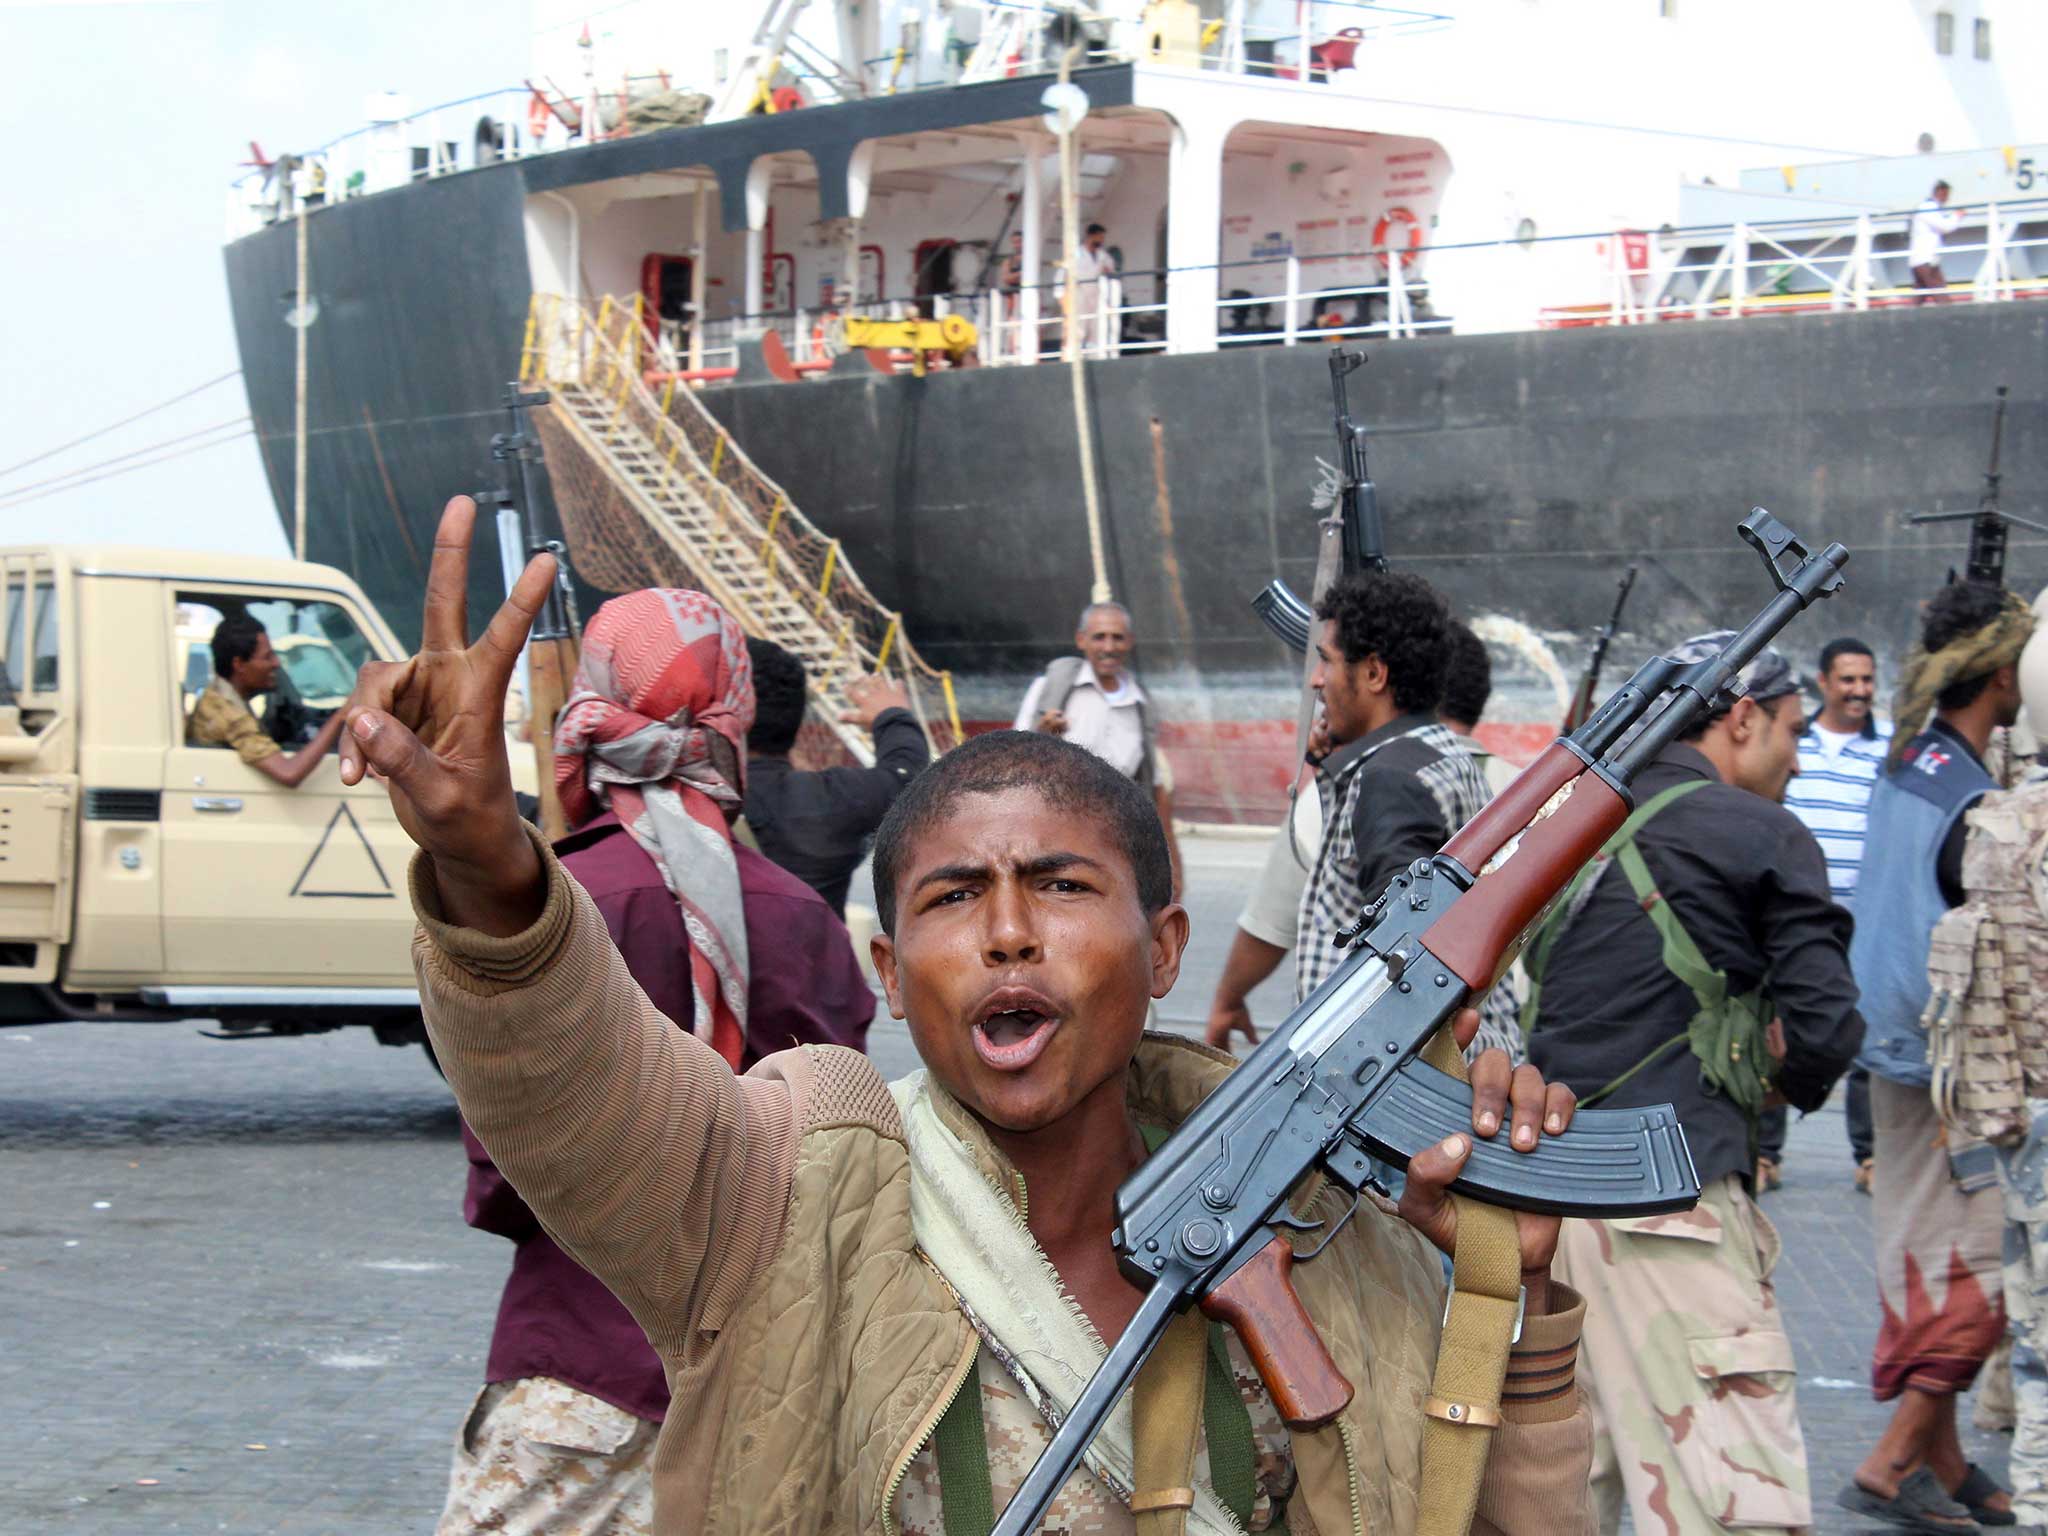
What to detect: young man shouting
<box><xmin>339</xmin><ymin>499</ymin><xmax>1594</xmax><ymax>1536</ymax></box>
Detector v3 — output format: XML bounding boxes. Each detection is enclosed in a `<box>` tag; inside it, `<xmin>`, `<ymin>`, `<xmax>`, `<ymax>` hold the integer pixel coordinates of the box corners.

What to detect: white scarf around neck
<box><xmin>889</xmin><ymin>1071</ymin><xmax>1240</xmax><ymax>1536</ymax></box>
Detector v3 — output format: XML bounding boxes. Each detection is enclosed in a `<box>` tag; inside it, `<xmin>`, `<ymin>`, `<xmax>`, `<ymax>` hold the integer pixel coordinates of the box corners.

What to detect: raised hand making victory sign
<box><xmin>337</xmin><ymin>495</ymin><xmax>555</xmax><ymax>938</ymax></box>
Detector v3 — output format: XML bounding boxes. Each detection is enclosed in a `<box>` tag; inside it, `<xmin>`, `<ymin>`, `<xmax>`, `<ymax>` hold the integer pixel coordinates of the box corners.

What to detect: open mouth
<box><xmin>972</xmin><ymin>989</ymin><xmax>1062</xmax><ymax>1071</ymax></box>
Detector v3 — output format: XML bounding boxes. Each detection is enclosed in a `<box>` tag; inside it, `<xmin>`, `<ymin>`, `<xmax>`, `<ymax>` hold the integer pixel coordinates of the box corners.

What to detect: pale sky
<box><xmin>0</xmin><ymin>0</ymin><xmax>529</xmax><ymax>556</ymax></box>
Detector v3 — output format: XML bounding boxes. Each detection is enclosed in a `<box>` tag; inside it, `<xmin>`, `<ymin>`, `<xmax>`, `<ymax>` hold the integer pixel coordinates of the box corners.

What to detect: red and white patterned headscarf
<box><xmin>554</xmin><ymin>589</ymin><xmax>754</xmax><ymax>1067</ymax></box>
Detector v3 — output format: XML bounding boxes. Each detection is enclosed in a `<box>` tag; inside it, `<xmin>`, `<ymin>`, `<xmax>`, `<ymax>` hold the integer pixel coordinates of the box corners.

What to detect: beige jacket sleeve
<box><xmin>410</xmin><ymin>829</ymin><xmax>802</xmax><ymax>1361</ymax></box>
<box><xmin>1473</xmin><ymin>1287</ymin><xmax>1596</xmax><ymax>1536</ymax></box>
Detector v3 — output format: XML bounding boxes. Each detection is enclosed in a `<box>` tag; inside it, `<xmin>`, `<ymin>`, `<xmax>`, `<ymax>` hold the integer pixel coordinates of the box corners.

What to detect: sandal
<box><xmin>1837</xmin><ymin>1467</ymin><xmax>1979</xmax><ymax>1532</ymax></box>
<box><xmin>1958</xmin><ymin>1463</ymin><xmax>2017</xmax><ymax>1526</ymax></box>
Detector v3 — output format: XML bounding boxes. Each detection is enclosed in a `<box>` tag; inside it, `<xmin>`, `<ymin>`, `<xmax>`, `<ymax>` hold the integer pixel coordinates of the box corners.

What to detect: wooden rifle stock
<box><xmin>1425</xmin><ymin>771</ymin><xmax>1630</xmax><ymax>992</ymax></box>
<box><xmin>527</xmin><ymin>633</ymin><xmax>577</xmax><ymax>842</ymax></box>
<box><xmin>1439</xmin><ymin>740</ymin><xmax>1586</xmax><ymax>873</ymax></box>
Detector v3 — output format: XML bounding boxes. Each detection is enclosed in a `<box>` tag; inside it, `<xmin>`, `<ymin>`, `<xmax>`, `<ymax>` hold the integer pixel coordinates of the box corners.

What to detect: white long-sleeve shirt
<box><xmin>1013</xmin><ymin>667</ymin><xmax>1148</xmax><ymax>780</ymax></box>
<box><xmin>1909</xmin><ymin>200</ymin><xmax>1962</xmax><ymax>266</ymax></box>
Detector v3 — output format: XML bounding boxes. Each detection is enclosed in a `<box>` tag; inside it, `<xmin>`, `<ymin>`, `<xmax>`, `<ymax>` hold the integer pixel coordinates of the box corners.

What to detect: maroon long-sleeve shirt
<box><xmin>460</xmin><ymin>810</ymin><xmax>876</xmax><ymax>1419</ymax></box>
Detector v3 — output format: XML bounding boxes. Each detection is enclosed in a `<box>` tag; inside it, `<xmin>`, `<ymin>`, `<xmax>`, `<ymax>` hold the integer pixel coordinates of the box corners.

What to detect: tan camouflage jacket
<box><xmin>413</xmin><ymin>833</ymin><xmax>1594</xmax><ymax>1536</ymax></box>
<box><xmin>1928</xmin><ymin>775</ymin><xmax>2048</xmax><ymax>1145</ymax></box>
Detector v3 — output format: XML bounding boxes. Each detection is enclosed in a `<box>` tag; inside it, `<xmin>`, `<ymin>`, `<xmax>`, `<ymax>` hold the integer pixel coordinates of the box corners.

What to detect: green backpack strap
<box><xmin>1534</xmin><ymin>778</ymin><xmax>1771</xmax><ymax>1116</ymax></box>
<box><xmin>935</xmin><ymin>1129</ymin><xmax>1272</xmax><ymax>1536</ymax></box>
<box><xmin>1521</xmin><ymin>780</ymin><xmax>1709</xmax><ymax>1036</ymax></box>
<box><xmin>1202</xmin><ymin>1323</ymin><xmax>1260</xmax><ymax>1530</ymax></box>
<box><xmin>1607</xmin><ymin>786</ymin><xmax>1725</xmax><ymax>1013</ymax></box>
<box><xmin>935</xmin><ymin>1350</ymin><xmax>996</xmax><ymax>1536</ymax></box>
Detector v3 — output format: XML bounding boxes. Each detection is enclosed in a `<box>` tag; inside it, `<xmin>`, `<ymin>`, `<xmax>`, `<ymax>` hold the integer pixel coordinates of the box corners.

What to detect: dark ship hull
<box><xmin>224</xmin><ymin>156</ymin><xmax>2048</xmax><ymax>821</ymax></box>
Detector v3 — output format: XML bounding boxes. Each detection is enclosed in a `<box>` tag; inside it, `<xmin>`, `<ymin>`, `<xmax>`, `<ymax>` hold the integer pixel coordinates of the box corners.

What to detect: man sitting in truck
<box><xmin>188</xmin><ymin>614</ymin><xmax>345</xmax><ymax>787</ymax></box>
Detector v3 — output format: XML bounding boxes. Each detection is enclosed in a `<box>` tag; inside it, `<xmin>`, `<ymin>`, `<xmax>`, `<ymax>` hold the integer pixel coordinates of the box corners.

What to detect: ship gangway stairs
<box><xmin>520</xmin><ymin>293</ymin><xmax>962</xmax><ymax>766</ymax></box>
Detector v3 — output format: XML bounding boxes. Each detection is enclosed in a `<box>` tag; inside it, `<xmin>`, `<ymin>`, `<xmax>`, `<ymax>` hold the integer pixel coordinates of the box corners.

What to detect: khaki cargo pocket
<box><xmin>455</xmin><ymin>1381</ymin><xmax>500</xmax><ymax>1461</ymax></box>
<box><xmin>511</xmin><ymin>1377</ymin><xmax>642</xmax><ymax>1458</ymax></box>
<box><xmin>1672</xmin><ymin>1329</ymin><xmax>1810</xmax><ymax>1529</ymax></box>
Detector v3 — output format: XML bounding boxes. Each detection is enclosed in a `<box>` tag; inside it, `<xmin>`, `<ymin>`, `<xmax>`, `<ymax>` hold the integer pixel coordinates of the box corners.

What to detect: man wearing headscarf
<box><xmin>1920</xmin><ymin>589</ymin><xmax>2048</xmax><ymax>1531</ymax></box>
<box><xmin>435</xmin><ymin>589</ymin><xmax>876</xmax><ymax>1536</ymax></box>
<box><xmin>1840</xmin><ymin>579</ymin><xmax>2033</xmax><ymax>1533</ymax></box>
<box><xmin>1525</xmin><ymin>635</ymin><xmax>1864</xmax><ymax>1536</ymax></box>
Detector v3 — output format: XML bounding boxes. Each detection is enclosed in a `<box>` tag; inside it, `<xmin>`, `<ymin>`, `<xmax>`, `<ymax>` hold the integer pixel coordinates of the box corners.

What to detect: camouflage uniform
<box><xmin>435</xmin><ymin>1376</ymin><xmax>656</xmax><ymax>1536</ymax></box>
<box><xmin>1550</xmin><ymin>1174</ymin><xmax>1809</xmax><ymax>1535</ymax></box>
<box><xmin>1998</xmin><ymin>1102</ymin><xmax>2048</xmax><ymax>1525</ymax></box>
<box><xmin>186</xmin><ymin>675</ymin><xmax>281</xmax><ymax>765</ymax></box>
<box><xmin>1926</xmin><ymin>775</ymin><xmax>2048</xmax><ymax>1515</ymax></box>
<box><xmin>893</xmin><ymin>1322</ymin><xmax>1298</xmax><ymax>1534</ymax></box>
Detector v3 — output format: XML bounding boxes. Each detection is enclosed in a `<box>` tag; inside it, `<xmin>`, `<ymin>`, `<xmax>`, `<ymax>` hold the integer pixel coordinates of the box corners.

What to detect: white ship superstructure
<box><xmin>234</xmin><ymin>0</ymin><xmax>2048</xmax><ymax>366</ymax></box>
<box><xmin>217</xmin><ymin>2</ymin><xmax>2048</xmax><ymax>823</ymax></box>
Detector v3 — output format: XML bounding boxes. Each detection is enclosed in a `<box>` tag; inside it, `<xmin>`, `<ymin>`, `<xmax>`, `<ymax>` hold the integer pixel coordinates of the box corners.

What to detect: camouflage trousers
<box><xmin>1552</xmin><ymin>1174</ymin><xmax>1809</xmax><ymax>1535</ymax></box>
<box><xmin>1997</xmin><ymin>1100</ymin><xmax>2048</xmax><ymax>1524</ymax></box>
<box><xmin>435</xmin><ymin>1376</ymin><xmax>657</xmax><ymax>1536</ymax></box>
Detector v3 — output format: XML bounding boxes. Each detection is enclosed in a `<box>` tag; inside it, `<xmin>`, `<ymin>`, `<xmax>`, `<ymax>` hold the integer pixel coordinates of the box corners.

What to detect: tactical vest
<box><xmin>1926</xmin><ymin>779</ymin><xmax>2048</xmax><ymax>1147</ymax></box>
<box><xmin>1521</xmin><ymin>781</ymin><xmax>1775</xmax><ymax>1135</ymax></box>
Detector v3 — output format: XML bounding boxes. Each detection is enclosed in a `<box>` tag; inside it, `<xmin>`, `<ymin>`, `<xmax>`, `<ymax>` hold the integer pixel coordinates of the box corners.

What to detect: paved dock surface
<box><xmin>0</xmin><ymin>833</ymin><xmax>2012</xmax><ymax>1532</ymax></box>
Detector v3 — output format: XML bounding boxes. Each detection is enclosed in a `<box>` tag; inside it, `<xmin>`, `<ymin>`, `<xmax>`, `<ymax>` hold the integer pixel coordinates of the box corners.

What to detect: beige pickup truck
<box><xmin>0</xmin><ymin>544</ymin><xmax>529</xmax><ymax>1056</ymax></box>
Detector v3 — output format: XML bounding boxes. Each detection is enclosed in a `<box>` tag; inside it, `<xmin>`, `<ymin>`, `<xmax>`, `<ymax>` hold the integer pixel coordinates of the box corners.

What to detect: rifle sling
<box><xmin>1414</xmin><ymin>1023</ymin><xmax>1523</xmax><ymax>1536</ymax></box>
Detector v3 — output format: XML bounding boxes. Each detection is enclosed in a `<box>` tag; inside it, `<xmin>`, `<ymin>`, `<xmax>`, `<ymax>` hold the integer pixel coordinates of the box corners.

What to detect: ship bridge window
<box><xmin>1658</xmin><ymin>0</ymin><xmax>1676</xmax><ymax>16</ymax></box>
<box><xmin>1975</xmin><ymin>17</ymin><xmax>1992</xmax><ymax>59</ymax></box>
<box><xmin>1934</xmin><ymin>9</ymin><xmax>1955</xmax><ymax>54</ymax></box>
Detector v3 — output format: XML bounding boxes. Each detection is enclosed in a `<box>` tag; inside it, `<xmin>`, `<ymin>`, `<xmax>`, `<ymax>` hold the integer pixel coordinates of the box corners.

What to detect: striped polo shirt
<box><xmin>1782</xmin><ymin>717</ymin><xmax>1893</xmax><ymax>903</ymax></box>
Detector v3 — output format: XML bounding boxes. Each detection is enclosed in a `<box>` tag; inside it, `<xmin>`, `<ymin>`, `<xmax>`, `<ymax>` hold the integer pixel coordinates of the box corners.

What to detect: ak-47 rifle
<box><xmin>1909</xmin><ymin>386</ymin><xmax>2048</xmax><ymax>588</ymax></box>
<box><xmin>1561</xmin><ymin>565</ymin><xmax>1638</xmax><ymax>732</ymax></box>
<box><xmin>989</xmin><ymin>510</ymin><xmax>1849</xmax><ymax>1536</ymax></box>
<box><xmin>475</xmin><ymin>382</ymin><xmax>582</xmax><ymax>840</ymax></box>
<box><xmin>1251</xmin><ymin>347</ymin><xmax>1388</xmax><ymax>654</ymax></box>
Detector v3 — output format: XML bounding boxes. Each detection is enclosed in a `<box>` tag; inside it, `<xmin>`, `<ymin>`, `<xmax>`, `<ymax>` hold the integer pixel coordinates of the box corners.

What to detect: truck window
<box><xmin>31</xmin><ymin>581</ymin><xmax>58</xmax><ymax>692</ymax></box>
<box><xmin>2</xmin><ymin>573</ymin><xmax>22</xmax><ymax>696</ymax></box>
<box><xmin>177</xmin><ymin>592</ymin><xmax>374</xmax><ymax>748</ymax></box>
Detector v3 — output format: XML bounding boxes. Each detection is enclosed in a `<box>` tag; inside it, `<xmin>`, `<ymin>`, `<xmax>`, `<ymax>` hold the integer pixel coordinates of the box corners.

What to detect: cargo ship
<box><xmin>222</xmin><ymin>0</ymin><xmax>2048</xmax><ymax>820</ymax></box>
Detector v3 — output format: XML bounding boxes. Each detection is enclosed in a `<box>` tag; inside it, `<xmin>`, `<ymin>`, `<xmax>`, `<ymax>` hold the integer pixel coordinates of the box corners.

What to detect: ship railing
<box><xmin>518</xmin><ymin>291</ymin><xmax>965</xmax><ymax>751</ymax></box>
<box><xmin>626</xmin><ymin>195</ymin><xmax>2048</xmax><ymax>382</ymax></box>
<box><xmin>949</xmin><ymin>0</ymin><xmax>1449</xmax><ymax>91</ymax></box>
<box><xmin>1616</xmin><ymin>203</ymin><xmax>2048</xmax><ymax>324</ymax></box>
<box><xmin>226</xmin><ymin>86</ymin><xmax>544</xmax><ymax>239</ymax></box>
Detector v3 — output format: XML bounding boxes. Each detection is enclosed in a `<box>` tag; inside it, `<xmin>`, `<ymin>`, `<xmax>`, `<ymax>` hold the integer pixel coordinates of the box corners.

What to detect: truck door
<box><xmin>0</xmin><ymin>554</ymin><xmax>79</xmax><ymax>986</ymax></box>
<box><xmin>160</xmin><ymin>586</ymin><xmax>417</xmax><ymax>985</ymax></box>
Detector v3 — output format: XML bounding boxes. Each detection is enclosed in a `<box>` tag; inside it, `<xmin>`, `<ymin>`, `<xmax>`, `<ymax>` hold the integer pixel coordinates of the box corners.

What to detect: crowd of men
<box><xmin>195</xmin><ymin>487</ymin><xmax>2048</xmax><ymax>1536</ymax></box>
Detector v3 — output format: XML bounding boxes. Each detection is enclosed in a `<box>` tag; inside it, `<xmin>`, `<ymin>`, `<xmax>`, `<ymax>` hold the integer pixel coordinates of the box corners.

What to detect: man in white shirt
<box><xmin>1766</xmin><ymin>636</ymin><xmax>1891</xmax><ymax>1192</ymax></box>
<box><xmin>1909</xmin><ymin>181</ymin><xmax>1962</xmax><ymax>304</ymax></box>
<box><xmin>1066</xmin><ymin>223</ymin><xmax>1119</xmax><ymax>354</ymax></box>
<box><xmin>1015</xmin><ymin>601</ymin><xmax>1181</xmax><ymax>895</ymax></box>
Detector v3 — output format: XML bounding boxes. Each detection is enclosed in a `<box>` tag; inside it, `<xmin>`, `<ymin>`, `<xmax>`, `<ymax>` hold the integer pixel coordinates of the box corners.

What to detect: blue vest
<box><xmin>1850</xmin><ymin>725</ymin><xmax>1992</xmax><ymax>1085</ymax></box>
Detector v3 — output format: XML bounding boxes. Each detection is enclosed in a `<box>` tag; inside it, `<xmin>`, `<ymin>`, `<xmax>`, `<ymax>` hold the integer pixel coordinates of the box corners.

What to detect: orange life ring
<box><xmin>1371</xmin><ymin>206</ymin><xmax>1424</xmax><ymax>270</ymax></box>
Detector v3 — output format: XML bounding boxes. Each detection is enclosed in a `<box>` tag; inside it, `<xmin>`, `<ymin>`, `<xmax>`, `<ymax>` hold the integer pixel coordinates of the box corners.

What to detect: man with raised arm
<box><xmin>340</xmin><ymin>498</ymin><xmax>1596</xmax><ymax>1536</ymax></box>
<box><xmin>434</xmin><ymin>591</ymin><xmax>874</xmax><ymax>1536</ymax></box>
<box><xmin>742</xmin><ymin>637</ymin><xmax>929</xmax><ymax>917</ymax></box>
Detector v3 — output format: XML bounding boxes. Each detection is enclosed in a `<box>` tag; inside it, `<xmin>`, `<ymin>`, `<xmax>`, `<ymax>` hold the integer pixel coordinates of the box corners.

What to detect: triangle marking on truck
<box><xmin>291</xmin><ymin>802</ymin><xmax>396</xmax><ymax>899</ymax></box>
